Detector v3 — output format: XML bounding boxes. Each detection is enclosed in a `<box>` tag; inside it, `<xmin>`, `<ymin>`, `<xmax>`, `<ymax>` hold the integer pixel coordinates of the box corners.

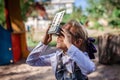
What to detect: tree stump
<box><xmin>98</xmin><ymin>34</ymin><xmax>120</xmax><ymax>64</ymax></box>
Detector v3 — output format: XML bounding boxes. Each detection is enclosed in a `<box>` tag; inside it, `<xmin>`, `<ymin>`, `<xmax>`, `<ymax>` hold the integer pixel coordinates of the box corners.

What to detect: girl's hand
<box><xmin>61</xmin><ymin>28</ymin><xmax>73</xmax><ymax>48</ymax></box>
<box><xmin>42</xmin><ymin>26</ymin><xmax>52</xmax><ymax>45</ymax></box>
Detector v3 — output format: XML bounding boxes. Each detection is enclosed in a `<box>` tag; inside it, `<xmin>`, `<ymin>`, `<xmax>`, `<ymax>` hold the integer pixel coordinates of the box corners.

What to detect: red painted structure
<box><xmin>11</xmin><ymin>34</ymin><xmax>21</xmax><ymax>62</ymax></box>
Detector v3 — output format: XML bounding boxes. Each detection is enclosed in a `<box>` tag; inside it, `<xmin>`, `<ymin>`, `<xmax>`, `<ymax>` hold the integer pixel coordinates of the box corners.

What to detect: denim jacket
<box><xmin>26</xmin><ymin>42</ymin><xmax>95</xmax><ymax>78</ymax></box>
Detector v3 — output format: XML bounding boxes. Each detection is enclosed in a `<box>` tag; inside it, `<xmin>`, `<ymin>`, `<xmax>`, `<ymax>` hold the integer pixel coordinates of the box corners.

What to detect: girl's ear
<box><xmin>74</xmin><ymin>38</ymin><xmax>83</xmax><ymax>47</ymax></box>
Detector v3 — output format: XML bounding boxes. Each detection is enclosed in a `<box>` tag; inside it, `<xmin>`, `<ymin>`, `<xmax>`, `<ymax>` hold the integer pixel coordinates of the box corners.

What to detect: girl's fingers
<box><xmin>46</xmin><ymin>25</ymin><xmax>51</xmax><ymax>33</ymax></box>
<box><xmin>49</xmin><ymin>34</ymin><xmax>52</xmax><ymax>39</ymax></box>
<box><xmin>61</xmin><ymin>28</ymin><xmax>71</xmax><ymax>37</ymax></box>
<box><xmin>60</xmin><ymin>30</ymin><xmax>65</xmax><ymax>36</ymax></box>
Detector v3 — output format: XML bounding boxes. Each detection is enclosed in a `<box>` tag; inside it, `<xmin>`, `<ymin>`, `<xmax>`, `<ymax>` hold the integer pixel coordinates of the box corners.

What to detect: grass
<box><xmin>27</xmin><ymin>37</ymin><xmax>57</xmax><ymax>47</ymax></box>
<box><xmin>26</xmin><ymin>27</ymin><xmax>120</xmax><ymax>47</ymax></box>
<box><xmin>27</xmin><ymin>32</ymin><xmax>57</xmax><ymax>47</ymax></box>
<box><xmin>49</xmin><ymin>41</ymin><xmax>57</xmax><ymax>46</ymax></box>
<box><xmin>27</xmin><ymin>37</ymin><xmax>39</xmax><ymax>47</ymax></box>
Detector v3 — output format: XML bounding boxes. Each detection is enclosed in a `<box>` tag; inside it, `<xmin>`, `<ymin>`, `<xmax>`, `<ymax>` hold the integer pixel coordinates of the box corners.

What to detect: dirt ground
<box><xmin>0</xmin><ymin>51</ymin><xmax>120</xmax><ymax>80</ymax></box>
<box><xmin>1</xmin><ymin>29</ymin><xmax>120</xmax><ymax>80</ymax></box>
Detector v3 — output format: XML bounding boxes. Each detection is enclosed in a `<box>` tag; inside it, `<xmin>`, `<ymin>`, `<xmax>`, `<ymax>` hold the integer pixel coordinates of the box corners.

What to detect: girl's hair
<box><xmin>67</xmin><ymin>19</ymin><xmax>97</xmax><ymax>59</ymax></box>
<box><xmin>67</xmin><ymin>20</ymin><xmax>88</xmax><ymax>51</ymax></box>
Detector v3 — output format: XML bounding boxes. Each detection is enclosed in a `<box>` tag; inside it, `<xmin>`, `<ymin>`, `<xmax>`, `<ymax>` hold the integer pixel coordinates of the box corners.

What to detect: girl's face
<box><xmin>56</xmin><ymin>24</ymin><xmax>71</xmax><ymax>51</ymax></box>
<box><xmin>56</xmin><ymin>23</ymin><xmax>83</xmax><ymax>51</ymax></box>
<box><xmin>56</xmin><ymin>23</ymin><xmax>76</xmax><ymax>51</ymax></box>
<box><xmin>56</xmin><ymin>34</ymin><xmax>67</xmax><ymax>51</ymax></box>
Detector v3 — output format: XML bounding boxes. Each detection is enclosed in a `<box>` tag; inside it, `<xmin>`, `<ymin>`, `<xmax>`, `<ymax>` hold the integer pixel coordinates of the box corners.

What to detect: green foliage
<box><xmin>112</xmin><ymin>9</ymin><xmax>120</xmax><ymax>18</ymax></box>
<box><xmin>27</xmin><ymin>37</ymin><xmax>38</xmax><ymax>47</ymax></box>
<box><xmin>1</xmin><ymin>0</ymin><xmax>119</xmax><ymax>29</ymax></box>
<box><xmin>49</xmin><ymin>41</ymin><xmax>56</xmax><ymax>46</ymax></box>
<box><xmin>27</xmin><ymin>37</ymin><xmax>56</xmax><ymax>47</ymax></box>
<box><xmin>109</xmin><ymin>19</ymin><xmax>120</xmax><ymax>28</ymax></box>
<box><xmin>109</xmin><ymin>0</ymin><xmax>120</xmax><ymax>9</ymax></box>
<box><xmin>62</xmin><ymin>6</ymin><xmax>87</xmax><ymax>24</ymax></box>
<box><xmin>94</xmin><ymin>22</ymin><xmax>104</xmax><ymax>31</ymax></box>
<box><xmin>20</xmin><ymin>0</ymin><xmax>34</xmax><ymax>21</ymax></box>
<box><xmin>86</xmin><ymin>0</ymin><xmax>120</xmax><ymax>28</ymax></box>
<box><xmin>0</xmin><ymin>0</ymin><xmax>5</xmax><ymax>26</ymax></box>
<box><xmin>0</xmin><ymin>0</ymin><xmax>34</xmax><ymax>25</ymax></box>
<box><xmin>71</xmin><ymin>6</ymin><xmax>82</xmax><ymax>19</ymax></box>
<box><xmin>80</xmin><ymin>15</ymin><xmax>87</xmax><ymax>24</ymax></box>
<box><xmin>107</xmin><ymin>7</ymin><xmax>120</xmax><ymax>28</ymax></box>
<box><xmin>88</xmin><ymin>21</ymin><xmax>104</xmax><ymax>31</ymax></box>
<box><xmin>86</xmin><ymin>1</ymin><xmax>106</xmax><ymax>18</ymax></box>
<box><xmin>62</xmin><ymin>14</ymin><xmax>71</xmax><ymax>23</ymax></box>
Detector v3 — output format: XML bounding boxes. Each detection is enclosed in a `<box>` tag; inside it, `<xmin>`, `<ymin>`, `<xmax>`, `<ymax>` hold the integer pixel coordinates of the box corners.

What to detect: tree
<box><xmin>86</xmin><ymin>0</ymin><xmax>120</xmax><ymax>28</ymax></box>
<box><xmin>0</xmin><ymin>0</ymin><xmax>5</xmax><ymax>26</ymax></box>
<box><xmin>20</xmin><ymin>0</ymin><xmax>34</xmax><ymax>21</ymax></box>
<box><xmin>63</xmin><ymin>6</ymin><xmax>87</xmax><ymax>24</ymax></box>
<box><xmin>86</xmin><ymin>0</ymin><xmax>106</xmax><ymax>19</ymax></box>
<box><xmin>0</xmin><ymin>0</ymin><xmax>35</xmax><ymax>25</ymax></box>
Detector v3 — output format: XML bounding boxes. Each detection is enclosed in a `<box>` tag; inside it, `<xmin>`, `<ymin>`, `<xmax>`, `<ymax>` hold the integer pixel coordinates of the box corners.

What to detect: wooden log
<box><xmin>98</xmin><ymin>34</ymin><xmax>120</xmax><ymax>64</ymax></box>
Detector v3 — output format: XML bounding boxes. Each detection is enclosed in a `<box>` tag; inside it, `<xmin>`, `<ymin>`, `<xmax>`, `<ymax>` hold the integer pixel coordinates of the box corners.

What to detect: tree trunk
<box><xmin>98</xmin><ymin>34</ymin><xmax>120</xmax><ymax>64</ymax></box>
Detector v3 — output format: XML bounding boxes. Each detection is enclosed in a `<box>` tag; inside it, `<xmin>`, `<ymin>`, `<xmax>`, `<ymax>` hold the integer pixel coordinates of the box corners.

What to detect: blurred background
<box><xmin>0</xmin><ymin>0</ymin><xmax>120</xmax><ymax>80</ymax></box>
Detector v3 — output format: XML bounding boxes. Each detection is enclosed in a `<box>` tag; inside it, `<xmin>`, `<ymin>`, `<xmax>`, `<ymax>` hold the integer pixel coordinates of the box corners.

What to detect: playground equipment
<box><xmin>4</xmin><ymin>0</ymin><xmax>29</xmax><ymax>58</ymax></box>
<box><xmin>0</xmin><ymin>0</ymin><xmax>49</xmax><ymax>65</ymax></box>
<box><xmin>0</xmin><ymin>26</ymin><xmax>13</xmax><ymax>65</ymax></box>
<box><xmin>0</xmin><ymin>0</ymin><xmax>29</xmax><ymax>65</ymax></box>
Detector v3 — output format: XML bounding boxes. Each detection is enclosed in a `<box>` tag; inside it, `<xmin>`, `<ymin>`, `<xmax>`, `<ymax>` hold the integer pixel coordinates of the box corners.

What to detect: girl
<box><xmin>26</xmin><ymin>19</ymin><xmax>97</xmax><ymax>80</ymax></box>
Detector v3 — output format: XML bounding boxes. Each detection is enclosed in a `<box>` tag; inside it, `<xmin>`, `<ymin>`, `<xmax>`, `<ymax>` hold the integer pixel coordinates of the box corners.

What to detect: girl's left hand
<box><xmin>61</xmin><ymin>28</ymin><xmax>73</xmax><ymax>48</ymax></box>
<box><xmin>42</xmin><ymin>26</ymin><xmax>52</xmax><ymax>45</ymax></box>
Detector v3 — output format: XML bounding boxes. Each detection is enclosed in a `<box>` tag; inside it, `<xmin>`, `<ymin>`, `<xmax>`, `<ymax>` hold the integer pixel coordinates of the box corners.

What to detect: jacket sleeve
<box><xmin>26</xmin><ymin>42</ymin><xmax>57</xmax><ymax>66</ymax></box>
<box><xmin>67</xmin><ymin>45</ymin><xmax>96</xmax><ymax>75</ymax></box>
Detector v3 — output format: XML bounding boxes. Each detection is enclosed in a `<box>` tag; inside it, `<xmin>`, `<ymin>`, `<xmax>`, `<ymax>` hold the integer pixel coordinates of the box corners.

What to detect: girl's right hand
<box><xmin>42</xmin><ymin>26</ymin><xmax>52</xmax><ymax>45</ymax></box>
<box><xmin>61</xmin><ymin>28</ymin><xmax>72</xmax><ymax>48</ymax></box>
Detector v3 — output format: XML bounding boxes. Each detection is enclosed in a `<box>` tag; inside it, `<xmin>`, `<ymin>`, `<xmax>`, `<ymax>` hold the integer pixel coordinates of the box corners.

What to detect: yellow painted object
<box><xmin>7</xmin><ymin>0</ymin><xmax>29</xmax><ymax>58</ymax></box>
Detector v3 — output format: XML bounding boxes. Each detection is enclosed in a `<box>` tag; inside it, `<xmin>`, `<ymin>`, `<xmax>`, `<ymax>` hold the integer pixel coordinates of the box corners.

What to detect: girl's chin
<box><xmin>56</xmin><ymin>45</ymin><xmax>61</xmax><ymax>49</ymax></box>
<box><xmin>56</xmin><ymin>44</ymin><xmax>63</xmax><ymax>49</ymax></box>
<box><xmin>56</xmin><ymin>45</ymin><xmax>67</xmax><ymax>51</ymax></box>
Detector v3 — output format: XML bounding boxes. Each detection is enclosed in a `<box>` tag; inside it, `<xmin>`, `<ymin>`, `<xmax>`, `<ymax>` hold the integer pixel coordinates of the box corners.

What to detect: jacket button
<box><xmin>9</xmin><ymin>48</ymin><xmax>12</xmax><ymax>51</ymax></box>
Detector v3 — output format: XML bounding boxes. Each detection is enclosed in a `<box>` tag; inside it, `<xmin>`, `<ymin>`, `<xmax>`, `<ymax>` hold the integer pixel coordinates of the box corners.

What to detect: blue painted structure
<box><xmin>0</xmin><ymin>25</ymin><xmax>13</xmax><ymax>65</ymax></box>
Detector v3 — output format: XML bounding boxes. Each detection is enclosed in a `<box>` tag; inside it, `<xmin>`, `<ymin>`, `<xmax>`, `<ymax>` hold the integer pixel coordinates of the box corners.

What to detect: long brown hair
<box><xmin>67</xmin><ymin>20</ymin><xmax>88</xmax><ymax>52</ymax></box>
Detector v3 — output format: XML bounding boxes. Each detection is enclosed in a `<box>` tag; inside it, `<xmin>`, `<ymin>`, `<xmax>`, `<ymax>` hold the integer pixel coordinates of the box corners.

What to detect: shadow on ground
<box><xmin>0</xmin><ymin>54</ymin><xmax>120</xmax><ymax>80</ymax></box>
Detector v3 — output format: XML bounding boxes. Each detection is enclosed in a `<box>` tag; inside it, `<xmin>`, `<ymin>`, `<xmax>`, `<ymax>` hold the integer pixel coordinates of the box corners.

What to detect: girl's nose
<box><xmin>57</xmin><ymin>35</ymin><xmax>63</xmax><ymax>40</ymax></box>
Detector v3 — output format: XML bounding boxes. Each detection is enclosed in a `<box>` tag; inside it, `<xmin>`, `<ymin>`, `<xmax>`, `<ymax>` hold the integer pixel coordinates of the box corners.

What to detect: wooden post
<box><xmin>4</xmin><ymin>0</ymin><xmax>29</xmax><ymax>58</ymax></box>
